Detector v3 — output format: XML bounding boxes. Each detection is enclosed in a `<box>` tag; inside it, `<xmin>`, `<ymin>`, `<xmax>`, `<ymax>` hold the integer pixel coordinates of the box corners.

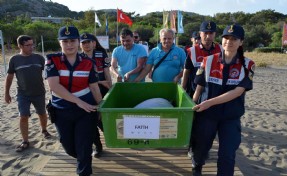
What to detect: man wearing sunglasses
<box><xmin>133</xmin><ymin>31</ymin><xmax>149</xmax><ymax>55</ymax></box>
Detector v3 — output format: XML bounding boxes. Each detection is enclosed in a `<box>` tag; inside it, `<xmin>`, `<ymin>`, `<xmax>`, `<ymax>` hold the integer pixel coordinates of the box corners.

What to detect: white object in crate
<box><xmin>134</xmin><ymin>98</ymin><xmax>174</xmax><ymax>109</ymax></box>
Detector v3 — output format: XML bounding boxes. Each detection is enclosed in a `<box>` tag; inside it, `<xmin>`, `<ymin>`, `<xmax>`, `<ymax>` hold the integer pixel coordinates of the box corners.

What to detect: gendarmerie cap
<box><xmin>222</xmin><ymin>24</ymin><xmax>245</xmax><ymax>39</ymax></box>
<box><xmin>80</xmin><ymin>33</ymin><xmax>96</xmax><ymax>43</ymax></box>
<box><xmin>200</xmin><ymin>21</ymin><xmax>216</xmax><ymax>32</ymax></box>
<box><xmin>58</xmin><ymin>26</ymin><xmax>80</xmax><ymax>40</ymax></box>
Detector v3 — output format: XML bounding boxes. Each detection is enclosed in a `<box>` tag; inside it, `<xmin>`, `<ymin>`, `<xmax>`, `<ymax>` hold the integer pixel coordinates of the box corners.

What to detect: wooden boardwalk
<box><xmin>40</xmin><ymin>137</ymin><xmax>243</xmax><ymax>176</ymax></box>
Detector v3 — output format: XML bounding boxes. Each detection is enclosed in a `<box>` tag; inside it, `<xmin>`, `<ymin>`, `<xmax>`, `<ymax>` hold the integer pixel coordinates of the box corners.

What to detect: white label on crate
<box><xmin>123</xmin><ymin>115</ymin><xmax>160</xmax><ymax>139</ymax></box>
<box><xmin>116</xmin><ymin>117</ymin><xmax>178</xmax><ymax>139</ymax></box>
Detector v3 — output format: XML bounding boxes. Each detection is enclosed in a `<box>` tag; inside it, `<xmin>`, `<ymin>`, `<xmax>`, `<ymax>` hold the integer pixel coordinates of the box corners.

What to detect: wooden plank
<box><xmin>40</xmin><ymin>134</ymin><xmax>243</xmax><ymax>176</ymax></box>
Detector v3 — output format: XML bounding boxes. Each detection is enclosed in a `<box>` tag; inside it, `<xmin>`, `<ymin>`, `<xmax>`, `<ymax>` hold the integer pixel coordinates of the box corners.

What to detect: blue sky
<box><xmin>52</xmin><ymin>0</ymin><xmax>287</xmax><ymax>16</ymax></box>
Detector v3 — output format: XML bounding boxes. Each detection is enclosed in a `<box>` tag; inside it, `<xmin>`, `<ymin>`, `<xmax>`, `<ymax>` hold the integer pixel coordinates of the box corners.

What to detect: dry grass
<box><xmin>245</xmin><ymin>52</ymin><xmax>287</xmax><ymax>67</ymax></box>
<box><xmin>1</xmin><ymin>50</ymin><xmax>287</xmax><ymax>67</ymax></box>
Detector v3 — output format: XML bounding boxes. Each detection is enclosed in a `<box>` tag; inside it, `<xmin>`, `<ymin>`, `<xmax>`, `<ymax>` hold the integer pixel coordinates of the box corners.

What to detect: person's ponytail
<box><xmin>238</xmin><ymin>45</ymin><xmax>248</xmax><ymax>77</ymax></box>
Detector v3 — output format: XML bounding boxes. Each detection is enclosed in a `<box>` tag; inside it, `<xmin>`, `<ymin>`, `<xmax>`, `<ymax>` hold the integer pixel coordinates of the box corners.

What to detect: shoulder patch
<box><xmin>105</xmin><ymin>57</ymin><xmax>111</xmax><ymax>63</ymax></box>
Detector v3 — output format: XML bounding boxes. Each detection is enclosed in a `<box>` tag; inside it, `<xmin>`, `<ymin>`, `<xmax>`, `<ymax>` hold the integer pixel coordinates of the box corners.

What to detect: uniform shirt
<box><xmin>81</xmin><ymin>49</ymin><xmax>110</xmax><ymax>81</ymax></box>
<box><xmin>147</xmin><ymin>43</ymin><xmax>186</xmax><ymax>82</ymax></box>
<box><xmin>112</xmin><ymin>44</ymin><xmax>147</xmax><ymax>82</ymax></box>
<box><xmin>184</xmin><ymin>43</ymin><xmax>222</xmax><ymax>92</ymax></box>
<box><xmin>195</xmin><ymin>52</ymin><xmax>255</xmax><ymax>120</ymax></box>
<box><xmin>45</xmin><ymin>53</ymin><xmax>98</xmax><ymax>109</ymax></box>
<box><xmin>7</xmin><ymin>53</ymin><xmax>45</xmax><ymax>96</ymax></box>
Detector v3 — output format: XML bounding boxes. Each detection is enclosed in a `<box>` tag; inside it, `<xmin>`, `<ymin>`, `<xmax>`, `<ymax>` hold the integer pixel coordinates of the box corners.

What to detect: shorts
<box><xmin>17</xmin><ymin>94</ymin><xmax>46</xmax><ymax>117</ymax></box>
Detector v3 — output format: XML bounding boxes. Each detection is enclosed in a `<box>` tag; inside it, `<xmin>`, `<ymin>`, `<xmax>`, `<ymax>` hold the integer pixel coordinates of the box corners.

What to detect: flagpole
<box><xmin>95</xmin><ymin>21</ymin><xmax>97</xmax><ymax>36</ymax></box>
<box><xmin>105</xmin><ymin>14</ymin><xmax>107</xmax><ymax>36</ymax></box>
<box><xmin>116</xmin><ymin>8</ymin><xmax>119</xmax><ymax>47</ymax></box>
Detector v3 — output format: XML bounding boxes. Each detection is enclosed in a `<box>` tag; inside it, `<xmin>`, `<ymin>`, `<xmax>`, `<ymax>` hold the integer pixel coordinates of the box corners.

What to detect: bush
<box><xmin>254</xmin><ymin>47</ymin><xmax>282</xmax><ymax>53</ymax></box>
<box><xmin>36</xmin><ymin>40</ymin><xmax>60</xmax><ymax>52</ymax></box>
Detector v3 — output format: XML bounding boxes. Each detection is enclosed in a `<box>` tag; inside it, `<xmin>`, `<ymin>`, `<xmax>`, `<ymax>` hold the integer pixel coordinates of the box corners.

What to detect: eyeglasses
<box><xmin>134</xmin><ymin>36</ymin><xmax>139</xmax><ymax>39</ymax></box>
<box><xmin>23</xmin><ymin>44</ymin><xmax>35</xmax><ymax>47</ymax></box>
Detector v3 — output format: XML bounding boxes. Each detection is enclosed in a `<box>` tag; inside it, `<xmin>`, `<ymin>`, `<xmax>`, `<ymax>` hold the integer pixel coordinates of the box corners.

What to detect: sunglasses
<box><xmin>134</xmin><ymin>36</ymin><xmax>139</xmax><ymax>39</ymax></box>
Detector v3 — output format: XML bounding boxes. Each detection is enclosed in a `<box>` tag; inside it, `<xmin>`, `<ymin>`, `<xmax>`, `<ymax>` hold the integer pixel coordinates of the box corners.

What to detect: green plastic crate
<box><xmin>99</xmin><ymin>82</ymin><xmax>195</xmax><ymax>148</ymax></box>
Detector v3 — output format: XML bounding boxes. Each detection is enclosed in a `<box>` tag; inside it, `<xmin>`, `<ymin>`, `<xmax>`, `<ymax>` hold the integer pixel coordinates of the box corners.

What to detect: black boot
<box><xmin>93</xmin><ymin>141</ymin><xmax>103</xmax><ymax>158</ymax></box>
<box><xmin>192</xmin><ymin>164</ymin><xmax>202</xmax><ymax>176</ymax></box>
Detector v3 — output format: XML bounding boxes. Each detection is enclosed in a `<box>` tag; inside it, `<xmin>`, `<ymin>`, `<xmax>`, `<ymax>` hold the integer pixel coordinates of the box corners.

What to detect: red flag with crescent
<box><xmin>117</xmin><ymin>9</ymin><xmax>133</xmax><ymax>27</ymax></box>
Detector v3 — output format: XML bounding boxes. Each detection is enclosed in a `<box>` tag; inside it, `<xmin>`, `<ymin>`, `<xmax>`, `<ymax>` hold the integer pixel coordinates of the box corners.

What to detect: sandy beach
<box><xmin>0</xmin><ymin>66</ymin><xmax>286</xmax><ymax>175</ymax></box>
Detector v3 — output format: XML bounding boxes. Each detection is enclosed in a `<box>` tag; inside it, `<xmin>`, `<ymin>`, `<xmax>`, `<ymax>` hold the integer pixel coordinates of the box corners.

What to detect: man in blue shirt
<box><xmin>111</xmin><ymin>28</ymin><xmax>147</xmax><ymax>82</ymax></box>
<box><xmin>134</xmin><ymin>28</ymin><xmax>186</xmax><ymax>83</ymax></box>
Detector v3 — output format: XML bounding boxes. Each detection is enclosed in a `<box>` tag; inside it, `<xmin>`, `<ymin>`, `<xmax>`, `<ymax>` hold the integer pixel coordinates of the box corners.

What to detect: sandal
<box><xmin>42</xmin><ymin>130</ymin><xmax>52</xmax><ymax>139</ymax></box>
<box><xmin>16</xmin><ymin>141</ymin><xmax>29</xmax><ymax>152</ymax></box>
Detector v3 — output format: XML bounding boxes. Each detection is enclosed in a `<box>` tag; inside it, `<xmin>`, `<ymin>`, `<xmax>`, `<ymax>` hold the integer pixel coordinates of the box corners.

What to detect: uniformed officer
<box><xmin>80</xmin><ymin>32</ymin><xmax>112</xmax><ymax>158</ymax></box>
<box><xmin>182</xmin><ymin>21</ymin><xmax>223</xmax><ymax>165</ymax></box>
<box><xmin>183</xmin><ymin>31</ymin><xmax>201</xmax><ymax>99</ymax></box>
<box><xmin>45</xmin><ymin>26</ymin><xmax>102</xmax><ymax>176</ymax></box>
<box><xmin>191</xmin><ymin>31</ymin><xmax>201</xmax><ymax>47</ymax></box>
<box><xmin>191</xmin><ymin>24</ymin><xmax>255</xmax><ymax>176</ymax></box>
<box><xmin>182</xmin><ymin>21</ymin><xmax>222</xmax><ymax>96</ymax></box>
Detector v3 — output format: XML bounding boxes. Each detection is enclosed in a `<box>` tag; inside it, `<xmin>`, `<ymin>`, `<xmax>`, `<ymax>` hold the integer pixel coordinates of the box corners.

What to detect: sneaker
<box><xmin>92</xmin><ymin>145</ymin><xmax>103</xmax><ymax>158</ymax></box>
<box><xmin>42</xmin><ymin>130</ymin><xmax>52</xmax><ymax>139</ymax></box>
<box><xmin>187</xmin><ymin>149</ymin><xmax>196</xmax><ymax>168</ymax></box>
<box><xmin>187</xmin><ymin>150</ymin><xmax>193</xmax><ymax>159</ymax></box>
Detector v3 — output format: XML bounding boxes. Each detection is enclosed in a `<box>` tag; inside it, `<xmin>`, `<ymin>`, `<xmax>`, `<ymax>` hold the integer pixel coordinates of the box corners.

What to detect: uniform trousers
<box><xmin>192</xmin><ymin>113</ymin><xmax>241</xmax><ymax>176</ymax></box>
<box><xmin>55</xmin><ymin>108</ymin><xmax>93</xmax><ymax>176</ymax></box>
<box><xmin>92</xmin><ymin>112</ymin><xmax>102</xmax><ymax>148</ymax></box>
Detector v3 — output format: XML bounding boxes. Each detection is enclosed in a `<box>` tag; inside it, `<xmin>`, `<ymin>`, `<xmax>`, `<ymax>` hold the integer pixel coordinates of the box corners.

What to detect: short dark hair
<box><xmin>120</xmin><ymin>28</ymin><xmax>133</xmax><ymax>37</ymax></box>
<box><xmin>17</xmin><ymin>35</ymin><xmax>33</xmax><ymax>46</ymax></box>
<box><xmin>133</xmin><ymin>31</ymin><xmax>140</xmax><ymax>36</ymax></box>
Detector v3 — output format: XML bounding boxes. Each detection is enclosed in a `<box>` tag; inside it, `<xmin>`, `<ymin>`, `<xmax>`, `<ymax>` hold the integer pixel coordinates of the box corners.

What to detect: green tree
<box><xmin>132</xmin><ymin>25</ymin><xmax>154</xmax><ymax>43</ymax></box>
<box><xmin>269</xmin><ymin>32</ymin><xmax>282</xmax><ymax>47</ymax></box>
<box><xmin>23</xmin><ymin>21</ymin><xmax>58</xmax><ymax>46</ymax></box>
<box><xmin>0</xmin><ymin>22</ymin><xmax>23</xmax><ymax>49</ymax></box>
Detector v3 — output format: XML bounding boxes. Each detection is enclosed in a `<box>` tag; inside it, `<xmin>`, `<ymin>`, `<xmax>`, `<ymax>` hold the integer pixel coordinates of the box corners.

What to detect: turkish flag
<box><xmin>117</xmin><ymin>9</ymin><xmax>133</xmax><ymax>27</ymax></box>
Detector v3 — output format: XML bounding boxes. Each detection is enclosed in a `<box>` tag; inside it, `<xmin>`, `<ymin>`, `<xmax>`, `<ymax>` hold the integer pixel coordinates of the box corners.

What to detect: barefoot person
<box><xmin>4</xmin><ymin>35</ymin><xmax>51</xmax><ymax>152</ymax></box>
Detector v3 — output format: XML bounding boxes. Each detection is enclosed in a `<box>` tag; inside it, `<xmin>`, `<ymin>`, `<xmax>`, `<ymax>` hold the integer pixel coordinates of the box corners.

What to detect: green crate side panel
<box><xmin>99</xmin><ymin>82</ymin><xmax>196</xmax><ymax>148</ymax></box>
<box><xmin>101</xmin><ymin>111</ymin><xmax>193</xmax><ymax>148</ymax></box>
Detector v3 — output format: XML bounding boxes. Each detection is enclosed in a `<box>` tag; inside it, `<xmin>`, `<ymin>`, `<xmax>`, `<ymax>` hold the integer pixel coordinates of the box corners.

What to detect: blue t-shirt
<box><xmin>112</xmin><ymin>44</ymin><xmax>147</xmax><ymax>82</ymax></box>
<box><xmin>147</xmin><ymin>44</ymin><xmax>186</xmax><ymax>82</ymax></box>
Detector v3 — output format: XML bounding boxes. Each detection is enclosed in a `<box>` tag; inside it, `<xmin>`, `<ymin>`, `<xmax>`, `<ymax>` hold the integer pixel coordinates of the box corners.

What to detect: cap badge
<box><xmin>228</xmin><ymin>25</ymin><xmax>234</xmax><ymax>33</ymax></box>
<box><xmin>207</xmin><ymin>22</ymin><xmax>211</xmax><ymax>29</ymax></box>
<box><xmin>83</xmin><ymin>34</ymin><xmax>87</xmax><ymax>38</ymax></box>
<box><xmin>65</xmin><ymin>27</ymin><xmax>70</xmax><ymax>35</ymax></box>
